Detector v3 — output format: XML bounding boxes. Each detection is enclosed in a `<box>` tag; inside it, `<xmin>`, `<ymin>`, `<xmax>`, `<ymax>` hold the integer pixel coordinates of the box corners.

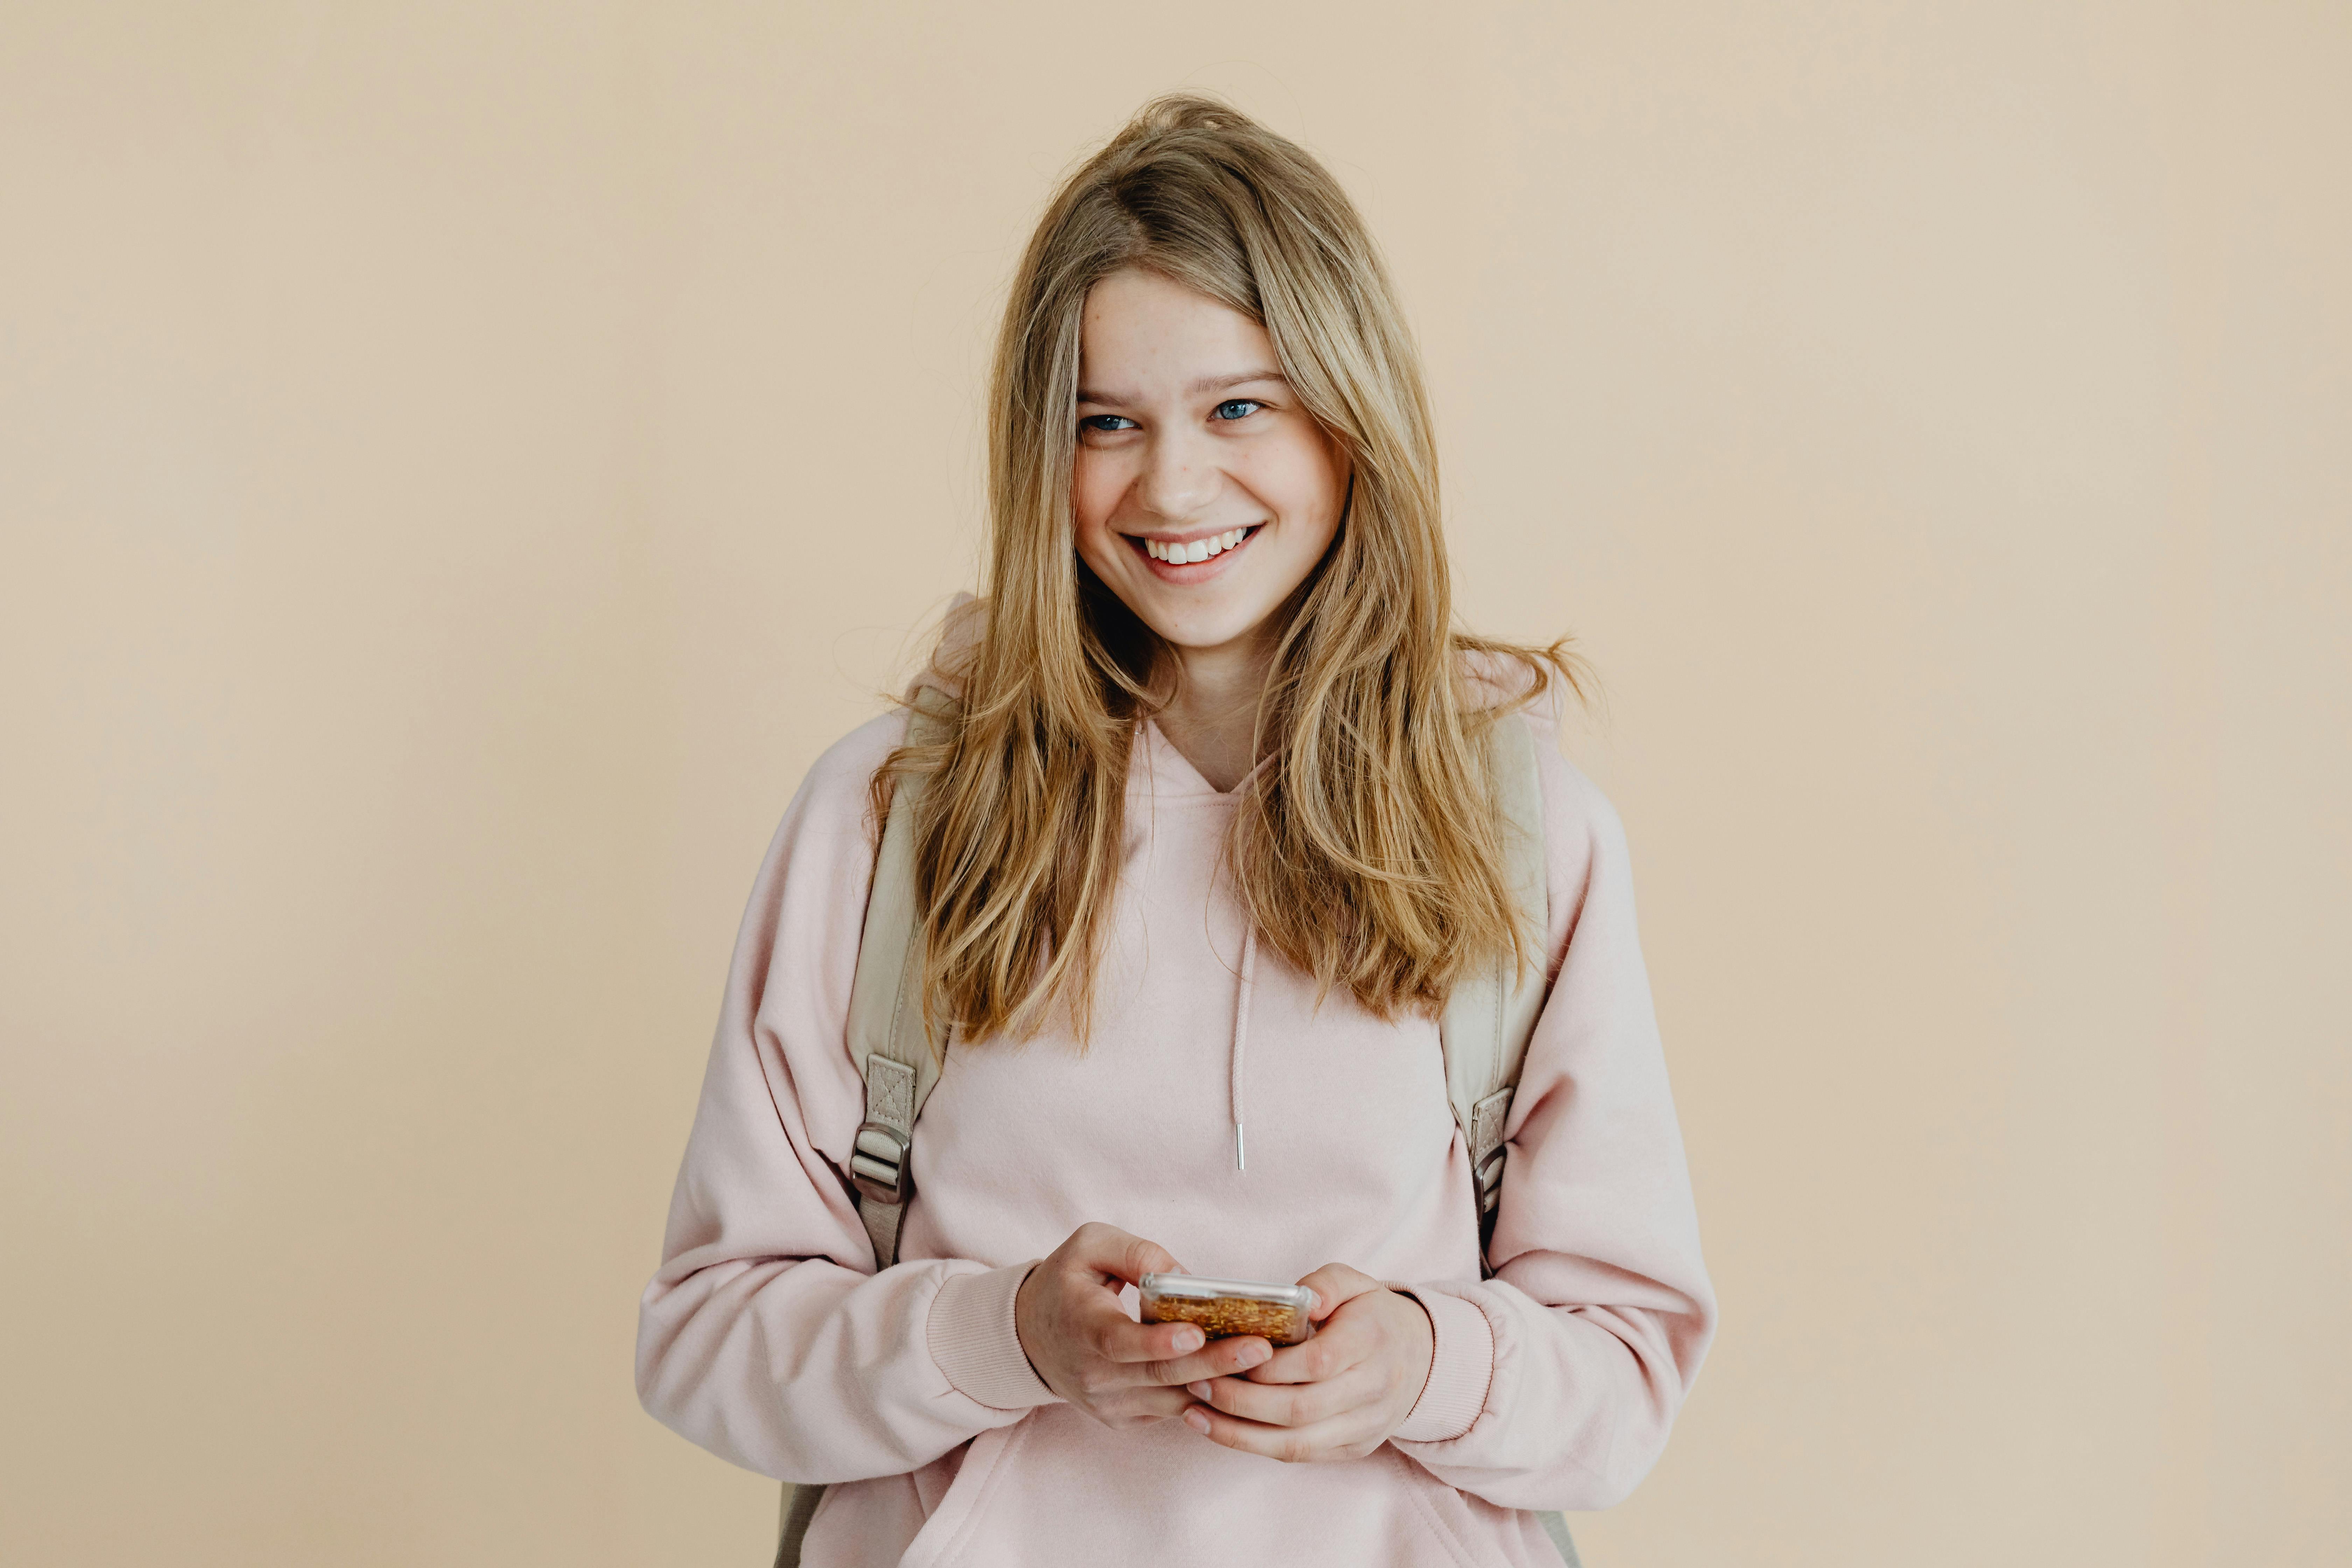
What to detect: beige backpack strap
<box><xmin>845</xmin><ymin>695</ymin><xmax>953</xmax><ymax>1272</ymax></box>
<box><xmin>1438</xmin><ymin>711</ymin><xmax>1550</xmax><ymax>1266</ymax></box>
<box><xmin>783</xmin><ymin>699</ymin><xmax>954</xmax><ymax>1566</ymax></box>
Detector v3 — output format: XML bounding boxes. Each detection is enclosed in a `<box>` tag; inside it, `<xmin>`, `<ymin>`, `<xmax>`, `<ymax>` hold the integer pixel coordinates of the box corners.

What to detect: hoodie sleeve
<box><xmin>634</xmin><ymin>711</ymin><xmax>1060</xmax><ymax>1485</ymax></box>
<box><xmin>1390</xmin><ymin>710</ymin><xmax>1717</xmax><ymax>1512</ymax></box>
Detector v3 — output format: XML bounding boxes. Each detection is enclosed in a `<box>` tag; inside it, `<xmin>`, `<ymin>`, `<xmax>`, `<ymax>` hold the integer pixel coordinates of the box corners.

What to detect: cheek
<box><xmin>1069</xmin><ymin>454</ymin><xmax>1127</xmax><ymax>570</ymax></box>
<box><xmin>1248</xmin><ymin>439</ymin><xmax>1346</xmax><ymax>542</ymax></box>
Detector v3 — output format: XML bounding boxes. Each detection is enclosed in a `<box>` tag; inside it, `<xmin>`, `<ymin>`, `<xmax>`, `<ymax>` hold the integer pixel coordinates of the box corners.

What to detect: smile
<box><xmin>1128</xmin><ymin>525</ymin><xmax>1260</xmax><ymax>568</ymax></box>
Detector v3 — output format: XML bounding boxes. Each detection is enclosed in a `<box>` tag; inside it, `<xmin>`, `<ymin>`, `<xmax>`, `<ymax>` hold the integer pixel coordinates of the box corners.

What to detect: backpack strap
<box><xmin>1437</xmin><ymin>712</ymin><xmax>1550</xmax><ymax>1268</ymax></box>
<box><xmin>845</xmin><ymin>695</ymin><xmax>953</xmax><ymax>1272</ymax></box>
<box><xmin>782</xmin><ymin>700</ymin><xmax>954</xmax><ymax>1565</ymax></box>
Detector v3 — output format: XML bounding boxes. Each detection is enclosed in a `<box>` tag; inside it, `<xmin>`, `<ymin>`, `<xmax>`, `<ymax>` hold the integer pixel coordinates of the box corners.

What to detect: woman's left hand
<box><xmin>1179</xmin><ymin>1262</ymin><xmax>1435</xmax><ymax>1462</ymax></box>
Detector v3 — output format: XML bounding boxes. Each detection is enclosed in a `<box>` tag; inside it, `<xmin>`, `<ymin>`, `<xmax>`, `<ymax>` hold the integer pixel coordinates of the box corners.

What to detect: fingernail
<box><xmin>1187</xmin><ymin>1381</ymin><xmax>1212</xmax><ymax>1400</ymax></box>
<box><xmin>1175</xmin><ymin>1328</ymin><xmax>1204</xmax><ymax>1352</ymax></box>
<box><xmin>1184</xmin><ymin>1408</ymin><xmax>1211</xmax><ymax>1434</ymax></box>
<box><xmin>1241</xmin><ymin>1341</ymin><xmax>1269</xmax><ymax>1366</ymax></box>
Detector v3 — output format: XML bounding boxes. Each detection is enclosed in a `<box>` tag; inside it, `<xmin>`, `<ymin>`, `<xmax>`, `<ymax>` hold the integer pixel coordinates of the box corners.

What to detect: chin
<box><xmin>1144</xmin><ymin>606</ymin><xmax>1277</xmax><ymax>653</ymax></box>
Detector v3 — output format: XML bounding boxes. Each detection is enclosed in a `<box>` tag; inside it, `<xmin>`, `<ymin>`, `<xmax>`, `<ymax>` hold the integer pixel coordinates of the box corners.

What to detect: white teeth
<box><xmin>1143</xmin><ymin>528</ymin><xmax>1252</xmax><ymax>565</ymax></box>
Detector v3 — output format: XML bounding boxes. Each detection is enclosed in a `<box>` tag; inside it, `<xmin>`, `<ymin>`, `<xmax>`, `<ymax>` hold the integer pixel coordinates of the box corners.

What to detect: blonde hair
<box><xmin>880</xmin><ymin>94</ymin><xmax>1581</xmax><ymax>1044</ymax></box>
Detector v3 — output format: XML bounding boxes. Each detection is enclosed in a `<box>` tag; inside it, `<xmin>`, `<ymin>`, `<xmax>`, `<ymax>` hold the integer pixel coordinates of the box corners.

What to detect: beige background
<box><xmin>4</xmin><ymin>3</ymin><xmax>2346</xmax><ymax>1564</ymax></box>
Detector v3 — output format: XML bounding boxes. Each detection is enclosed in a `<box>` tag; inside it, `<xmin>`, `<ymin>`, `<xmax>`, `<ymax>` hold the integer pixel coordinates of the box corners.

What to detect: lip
<box><xmin>1123</xmin><ymin>524</ymin><xmax>1262</xmax><ymax>581</ymax></box>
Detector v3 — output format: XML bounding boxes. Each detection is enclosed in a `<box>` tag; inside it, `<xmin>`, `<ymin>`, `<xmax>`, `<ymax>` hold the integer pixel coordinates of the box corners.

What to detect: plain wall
<box><xmin>3</xmin><ymin>3</ymin><xmax>2345</xmax><ymax>1564</ymax></box>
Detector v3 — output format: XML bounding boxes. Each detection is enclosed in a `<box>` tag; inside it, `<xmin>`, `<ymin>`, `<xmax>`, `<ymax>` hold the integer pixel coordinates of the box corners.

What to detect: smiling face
<box><xmin>1071</xmin><ymin>267</ymin><xmax>1351</xmax><ymax>664</ymax></box>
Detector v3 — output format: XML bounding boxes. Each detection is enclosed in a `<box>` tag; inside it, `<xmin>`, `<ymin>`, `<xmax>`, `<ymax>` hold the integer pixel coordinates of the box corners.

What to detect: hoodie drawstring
<box><xmin>1231</xmin><ymin>923</ymin><xmax>1257</xmax><ymax>1171</ymax></box>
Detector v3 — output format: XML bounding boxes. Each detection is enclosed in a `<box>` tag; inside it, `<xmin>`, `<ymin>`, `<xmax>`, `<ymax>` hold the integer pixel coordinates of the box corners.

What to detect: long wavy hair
<box><xmin>876</xmin><ymin>94</ymin><xmax>1582</xmax><ymax>1045</ymax></box>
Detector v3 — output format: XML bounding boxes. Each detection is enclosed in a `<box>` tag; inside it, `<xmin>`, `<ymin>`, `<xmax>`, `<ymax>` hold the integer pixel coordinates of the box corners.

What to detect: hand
<box><xmin>1179</xmin><ymin>1262</ymin><xmax>1435</xmax><ymax>1462</ymax></box>
<box><xmin>1013</xmin><ymin>1222</ymin><xmax>1275</xmax><ymax>1430</ymax></box>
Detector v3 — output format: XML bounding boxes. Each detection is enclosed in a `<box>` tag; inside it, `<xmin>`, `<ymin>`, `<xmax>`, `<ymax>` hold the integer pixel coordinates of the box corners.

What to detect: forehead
<box><xmin>1078</xmin><ymin>268</ymin><xmax>1274</xmax><ymax>387</ymax></box>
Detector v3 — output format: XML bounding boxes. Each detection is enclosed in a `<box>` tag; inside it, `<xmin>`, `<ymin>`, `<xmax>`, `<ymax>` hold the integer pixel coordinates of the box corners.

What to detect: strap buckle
<box><xmin>1474</xmin><ymin>1145</ymin><xmax>1508</xmax><ymax>1213</ymax></box>
<box><xmin>849</xmin><ymin>1122</ymin><xmax>913</xmax><ymax>1206</ymax></box>
<box><xmin>1469</xmin><ymin>1086</ymin><xmax>1514</xmax><ymax>1216</ymax></box>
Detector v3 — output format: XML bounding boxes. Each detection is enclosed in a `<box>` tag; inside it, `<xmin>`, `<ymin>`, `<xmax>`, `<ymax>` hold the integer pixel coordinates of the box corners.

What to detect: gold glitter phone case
<box><xmin>1137</xmin><ymin>1273</ymin><xmax>1319</xmax><ymax>1346</ymax></box>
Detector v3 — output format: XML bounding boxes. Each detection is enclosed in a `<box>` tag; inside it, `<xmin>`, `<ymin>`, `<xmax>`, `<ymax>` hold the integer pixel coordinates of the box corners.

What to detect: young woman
<box><xmin>636</xmin><ymin>97</ymin><xmax>1715</xmax><ymax>1567</ymax></box>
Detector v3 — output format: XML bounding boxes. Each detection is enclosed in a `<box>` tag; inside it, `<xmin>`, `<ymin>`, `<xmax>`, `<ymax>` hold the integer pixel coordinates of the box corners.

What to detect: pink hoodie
<box><xmin>636</xmin><ymin>661</ymin><xmax>1715</xmax><ymax>1567</ymax></box>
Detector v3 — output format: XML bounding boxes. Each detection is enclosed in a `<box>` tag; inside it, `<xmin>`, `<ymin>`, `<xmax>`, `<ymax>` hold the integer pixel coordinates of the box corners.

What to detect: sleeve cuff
<box><xmin>926</xmin><ymin>1261</ymin><xmax>1062</xmax><ymax>1412</ymax></box>
<box><xmin>1391</xmin><ymin>1286</ymin><xmax>1494</xmax><ymax>1443</ymax></box>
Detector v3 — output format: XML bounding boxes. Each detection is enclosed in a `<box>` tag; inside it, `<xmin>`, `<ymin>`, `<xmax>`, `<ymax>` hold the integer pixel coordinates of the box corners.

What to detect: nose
<box><xmin>1135</xmin><ymin>424</ymin><xmax>1221</xmax><ymax>523</ymax></box>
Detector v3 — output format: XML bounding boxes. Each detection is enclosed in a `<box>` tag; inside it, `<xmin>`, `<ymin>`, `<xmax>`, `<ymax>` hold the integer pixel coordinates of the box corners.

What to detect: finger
<box><xmin>1095</xmin><ymin>1312</ymin><xmax>1275</xmax><ymax>1370</ymax></box>
<box><xmin>1294</xmin><ymin>1262</ymin><xmax>1380</xmax><ymax>1322</ymax></box>
<box><xmin>1093</xmin><ymin>1315</ymin><xmax>1209</xmax><ymax>1368</ymax></box>
<box><xmin>1133</xmin><ymin>1334</ymin><xmax>1274</xmax><ymax>1388</ymax></box>
<box><xmin>1099</xmin><ymin>1384</ymin><xmax>1198</xmax><ymax>1423</ymax></box>
<box><xmin>1187</xmin><ymin>1367</ymin><xmax>1363</xmax><ymax>1428</ymax></box>
<box><xmin>1181</xmin><ymin>1400</ymin><xmax>1377</xmax><ymax>1464</ymax></box>
<box><xmin>1068</xmin><ymin>1222</ymin><xmax>1182</xmax><ymax>1286</ymax></box>
<box><xmin>1245</xmin><ymin>1318</ymin><xmax>1362</xmax><ymax>1385</ymax></box>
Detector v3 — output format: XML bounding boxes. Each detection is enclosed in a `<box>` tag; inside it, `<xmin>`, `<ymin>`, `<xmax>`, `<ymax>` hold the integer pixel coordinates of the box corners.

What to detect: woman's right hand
<box><xmin>1013</xmin><ymin>1222</ymin><xmax>1273</xmax><ymax>1429</ymax></box>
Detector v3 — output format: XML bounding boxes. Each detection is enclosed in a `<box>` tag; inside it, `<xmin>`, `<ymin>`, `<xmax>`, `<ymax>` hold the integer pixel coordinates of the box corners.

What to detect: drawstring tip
<box><xmin>1234</xmin><ymin>1125</ymin><xmax>1246</xmax><ymax>1172</ymax></box>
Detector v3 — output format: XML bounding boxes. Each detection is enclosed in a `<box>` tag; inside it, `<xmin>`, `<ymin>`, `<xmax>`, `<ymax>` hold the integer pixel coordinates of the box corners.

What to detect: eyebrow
<box><xmin>1076</xmin><ymin>369</ymin><xmax>1289</xmax><ymax>406</ymax></box>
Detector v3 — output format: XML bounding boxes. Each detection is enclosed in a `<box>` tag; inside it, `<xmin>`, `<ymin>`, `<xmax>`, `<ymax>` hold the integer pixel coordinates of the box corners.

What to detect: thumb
<box><xmin>1073</xmin><ymin>1223</ymin><xmax>1182</xmax><ymax>1285</ymax></box>
<box><xmin>1295</xmin><ymin>1262</ymin><xmax>1380</xmax><ymax>1321</ymax></box>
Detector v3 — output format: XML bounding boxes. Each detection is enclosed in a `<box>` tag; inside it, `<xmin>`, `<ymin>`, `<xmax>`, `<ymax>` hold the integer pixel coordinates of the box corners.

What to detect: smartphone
<box><xmin>1137</xmin><ymin>1272</ymin><xmax>1319</xmax><ymax>1346</ymax></box>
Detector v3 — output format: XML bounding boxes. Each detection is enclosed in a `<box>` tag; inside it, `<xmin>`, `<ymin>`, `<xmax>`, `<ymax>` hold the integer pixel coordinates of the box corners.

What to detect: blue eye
<box><xmin>1213</xmin><ymin>399</ymin><xmax>1263</xmax><ymax>422</ymax></box>
<box><xmin>1080</xmin><ymin>414</ymin><xmax>1138</xmax><ymax>434</ymax></box>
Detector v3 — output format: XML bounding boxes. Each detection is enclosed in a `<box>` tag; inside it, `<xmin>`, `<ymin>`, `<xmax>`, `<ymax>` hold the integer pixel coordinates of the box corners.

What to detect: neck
<box><xmin>1154</xmin><ymin>631</ymin><xmax>1276</xmax><ymax>793</ymax></box>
